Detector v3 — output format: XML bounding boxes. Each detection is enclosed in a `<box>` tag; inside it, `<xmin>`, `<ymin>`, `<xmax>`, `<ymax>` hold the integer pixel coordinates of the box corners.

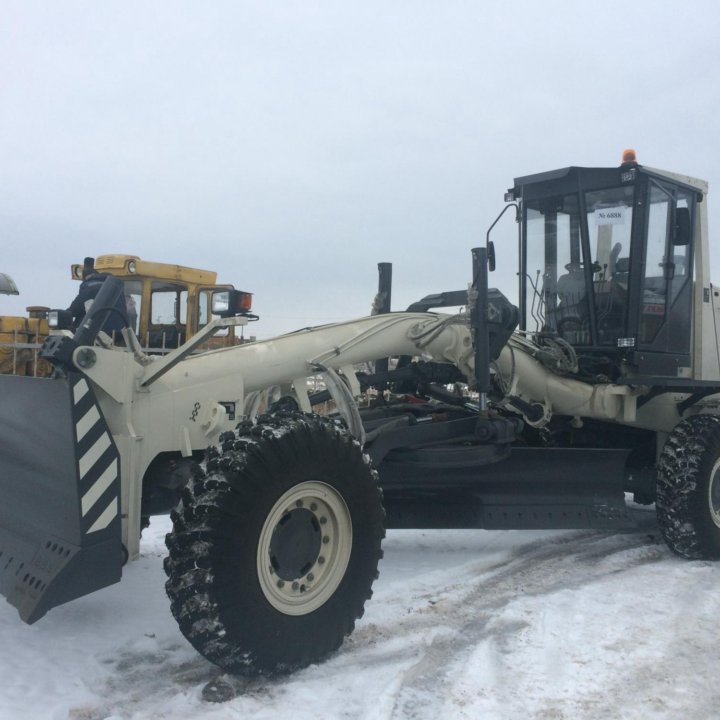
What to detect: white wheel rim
<box><xmin>257</xmin><ymin>481</ymin><xmax>352</xmax><ymax>615</ymax></box>
<box><xmin>709</xmin><ymin>459</ymin><xmax>720</xmax><ymax>529</ymax></box>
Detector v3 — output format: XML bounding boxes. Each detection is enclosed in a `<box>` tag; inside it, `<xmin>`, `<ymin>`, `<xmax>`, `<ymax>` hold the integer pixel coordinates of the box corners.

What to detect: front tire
<box><xmin>164</xmin><ymin>413</ymin><xmax>385</xmax><ymax>676</ymax></box>
<box><xmin>656</xmin><ymin>414</ymin><xmax>720</xmax><ymax>559</ymax></box>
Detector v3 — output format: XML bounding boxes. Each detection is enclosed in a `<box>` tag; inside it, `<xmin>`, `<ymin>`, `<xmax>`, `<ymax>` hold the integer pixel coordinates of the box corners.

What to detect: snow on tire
<box><xmin>164</xmin><ymin>412</ymin><xmax>385</xmax><ymax>676</ymax></box>
<box><xmin>656</xmin><ymin>414</ymin><xmax>720</xmax><ymax>560</ymax></box>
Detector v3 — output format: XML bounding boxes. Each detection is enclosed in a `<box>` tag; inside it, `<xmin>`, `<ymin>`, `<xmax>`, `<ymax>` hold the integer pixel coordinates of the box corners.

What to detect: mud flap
<box><xmin>0</xmin><ymin>373</ymin><xmax>122</xmax><ymax>623</ymax></box>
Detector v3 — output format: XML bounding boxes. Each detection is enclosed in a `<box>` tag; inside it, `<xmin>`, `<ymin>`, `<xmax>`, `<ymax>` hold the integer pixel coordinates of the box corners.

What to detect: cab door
<box><xmin>632</xmin><ymin>179</ymin><xmax>694</xmax><ymax>375</ymax></box>
<box><xmin>147</xmin><ymin>281</ymin><xmax>188</xmax><ymax>350</ymax></box>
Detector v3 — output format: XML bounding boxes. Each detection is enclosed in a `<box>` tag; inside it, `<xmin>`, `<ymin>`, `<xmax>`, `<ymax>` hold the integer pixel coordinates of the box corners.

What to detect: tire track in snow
<box><xmin>347</xmin><ymin>523</ymin><xmax>667</xmax><ymax>719</ymax></box>
<box><xmin>84</xmin><ymin>516</ymin><xmax>669</xmax><ymax>718</ymax></box>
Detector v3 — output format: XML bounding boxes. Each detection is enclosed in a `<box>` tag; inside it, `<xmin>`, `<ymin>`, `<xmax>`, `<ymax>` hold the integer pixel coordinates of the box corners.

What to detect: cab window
<box><xmin>640</xmin><ymin>182</ymin><xmax>694</xmax><ymax>344</ymax></box>
<box><xmin>525</xmin><ymin>193</ymin><xmax>590</xmax><ymax>342</ymax></box>
<box><xmin>122</xmin><ymin>279</ymin><xmax>143</xmax><ymax>334</ymax></box>
<box><xmin>150</xmin><ymin>282</ymin><xmax>187</xmax><ymax>324</ymax></box>
<box><xmin>199</xmin><ymin>290</ymin><xmax>211</xmax><ymax>328</ymax></box>
<box><xmin>584</xmin><ymin>185</ymin><xmax>634</xmax><ymax>345</ymax></box>
<box><xmin>149</xmin><ymin>281</ymin><xmax>188</xmax><ymax>349</ymax></box>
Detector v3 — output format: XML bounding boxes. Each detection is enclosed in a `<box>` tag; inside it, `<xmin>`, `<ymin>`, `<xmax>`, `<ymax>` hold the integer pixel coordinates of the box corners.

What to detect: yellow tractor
<box><xmin>0</xmin><ymin>272</ymin><xmax>50</xmax><ymax>376</ymax></box>
<box><xmin>0</xmin><ymin>255</ymin><xmax>253</xmax><ymax>375</ymax></box>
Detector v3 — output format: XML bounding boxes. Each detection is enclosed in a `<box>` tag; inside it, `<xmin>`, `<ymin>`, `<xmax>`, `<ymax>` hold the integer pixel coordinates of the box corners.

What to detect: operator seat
<box><xmin>613</xmin><ymin>257</ymin><xmax>630</xmax><ymax>284</ymax></box>
<box><xmin>551</xmin><ymin>263</ymin><xmax>589</xmax><ymax>340</ymax></box>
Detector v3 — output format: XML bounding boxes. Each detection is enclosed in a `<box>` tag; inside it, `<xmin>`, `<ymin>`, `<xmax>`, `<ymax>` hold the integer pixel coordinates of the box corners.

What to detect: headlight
<box><xmin>212</xmin><ymin>291</ymin><xmax>231</xmax><ymax>315</ymax></box>
<box><xmin>211</xmin><ymin>290</ymin><xmax>254</xmax><ymax>317</ymax></box>
<box><xmin>48</xmin><ymin>309</ymin><xmax>74</xmax><ymax>330</ymax></box>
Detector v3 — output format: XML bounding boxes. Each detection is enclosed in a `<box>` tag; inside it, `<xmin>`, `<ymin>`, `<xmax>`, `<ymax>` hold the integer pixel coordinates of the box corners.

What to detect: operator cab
<box><xmin>511</xmin><ymin>151</ymin><xmax>704</xmax><ymax>379</ymax></box>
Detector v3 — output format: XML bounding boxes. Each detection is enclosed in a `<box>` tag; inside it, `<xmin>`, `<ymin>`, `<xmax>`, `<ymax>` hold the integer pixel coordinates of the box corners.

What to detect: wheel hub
<box><xmin>269</xmin><ymin>508</ymin><xmax>322</xmax><ymax>581</ymax></box>
<box><xmin>257</xmin><ymin>480</ymin><xmax>352</xmax><ymax>616</ymax></box>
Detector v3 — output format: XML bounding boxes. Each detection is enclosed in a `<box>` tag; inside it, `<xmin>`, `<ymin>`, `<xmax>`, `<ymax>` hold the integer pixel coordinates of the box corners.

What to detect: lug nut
<box><xmin>319</xmin><ymin>516</ymin><xmax>327</xmax><ymax>525</ymax></box>
<box><xmin>307</xmin><ymin>573</ymin><xmax>314</xmax><ymax>581</ymax></box>
<box><xmin>310</xmin><ymin>502</ymin><xmax>318</xmax><ymax>511</ymax></box>
<box><xmin>322</xmin><ymin>536</ymin><xmax>330</xmax><ymax>544</ymax></box>
<box><xmin>292</xmin><ymin>581</ymin><xmax>299</xmax><ymax>590</ymax></box>
<box><xmin>318</xmin><ymin>556</ymin><xmax>325</xmax><ymax>565</ymax></box>
<box><xmin>277</xmin><ymin>580</ymin><xmax>285</xmax><ymax>588</ymax></box>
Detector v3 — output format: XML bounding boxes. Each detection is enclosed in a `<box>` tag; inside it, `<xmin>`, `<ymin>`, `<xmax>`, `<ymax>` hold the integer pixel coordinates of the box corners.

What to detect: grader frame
<box><xmin>2</xmin><ymin>155</ymin><xmax>720</xmax><ymax>676</ymax></box>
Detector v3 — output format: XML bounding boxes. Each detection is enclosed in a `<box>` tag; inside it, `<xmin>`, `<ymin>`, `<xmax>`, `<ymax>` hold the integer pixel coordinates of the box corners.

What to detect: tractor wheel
<box><xmin>656</xmin><ymin>414</ymin><xmax>720</xmax><ymax>559</ymax></box>
<box><xmin>164</xmin><ymin>412</ymin><xmax>385</xmax><ymax>676</ymax></box>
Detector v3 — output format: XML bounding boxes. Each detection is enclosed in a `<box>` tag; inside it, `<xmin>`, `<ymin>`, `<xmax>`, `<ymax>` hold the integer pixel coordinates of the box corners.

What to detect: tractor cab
<box><xmin>511</xmin><ymin>151</ymin><xmax>706</xmax><ymax>379</ymax></box>
<box><xmin>69</xmin><ymin>255</ymin><xmax>253</xmax><ymax>352</ymax></box>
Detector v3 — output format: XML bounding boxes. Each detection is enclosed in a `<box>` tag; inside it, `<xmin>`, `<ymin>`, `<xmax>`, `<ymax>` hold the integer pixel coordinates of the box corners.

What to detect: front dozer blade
<box><xmin>0</xmin><ymin>373</ymin><xmax>122</xmax><ymax>623</ymax></box>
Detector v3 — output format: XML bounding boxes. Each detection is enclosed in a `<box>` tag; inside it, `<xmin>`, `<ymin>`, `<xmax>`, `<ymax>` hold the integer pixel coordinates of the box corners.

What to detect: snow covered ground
<box><xmin>2</xmin><ymin>511</ymin><xmax>719</xmax><ymax>720</ymax></box>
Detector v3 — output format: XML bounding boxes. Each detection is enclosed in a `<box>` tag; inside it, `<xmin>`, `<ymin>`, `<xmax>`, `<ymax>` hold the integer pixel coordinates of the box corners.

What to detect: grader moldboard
<box><xmin>2</xmin><ymin>153</ymin><xmax>720</xmax><ymax>677</ymax></box>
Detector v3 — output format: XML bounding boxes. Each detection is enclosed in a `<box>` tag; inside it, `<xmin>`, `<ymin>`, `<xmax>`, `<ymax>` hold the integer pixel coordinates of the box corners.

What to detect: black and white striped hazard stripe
<box><xmin>72</xmin><ymin>377</ymin><xmax>120</xmax><ymax>536</ymax></box>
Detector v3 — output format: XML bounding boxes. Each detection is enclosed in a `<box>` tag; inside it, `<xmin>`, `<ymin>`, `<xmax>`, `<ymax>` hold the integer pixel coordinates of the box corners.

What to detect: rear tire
<box><xmin>656</xmin><ymin>414</ymin><xmax>720</xmax><ymax>559</ymax></box>
<box><xmin>164</xmin><ymin>412</ymin><xmax>385</xmax><ymax>676</ymax></box>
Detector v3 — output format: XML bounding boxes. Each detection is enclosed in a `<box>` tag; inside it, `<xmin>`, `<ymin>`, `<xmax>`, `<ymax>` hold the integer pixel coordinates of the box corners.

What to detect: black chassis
<box><xmin>307</xmin><ymin>267</ymin><xmax>646</xmax><ymax>532</ymax></box>
<box><xmin>332</xmin><ymin>361</ymin><xmax>644</xmax><ymax>533</ymax></box>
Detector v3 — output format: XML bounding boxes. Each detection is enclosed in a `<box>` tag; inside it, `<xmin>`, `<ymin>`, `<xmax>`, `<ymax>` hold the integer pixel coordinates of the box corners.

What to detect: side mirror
<box><xmin>485</xmin><ymin>203</ymin><xmax>518</xmax><ymax>272</ymax></box>
<box><xmin>673</xmin><ymin>207</ymin><xmax>691</xmax><ymax>246</ymax></box>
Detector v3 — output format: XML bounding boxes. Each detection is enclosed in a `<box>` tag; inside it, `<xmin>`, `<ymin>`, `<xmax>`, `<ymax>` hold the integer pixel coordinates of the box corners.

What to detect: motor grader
<box><xmin>1</xmin><ymin>153</ymin><xmax>720</xmax><ymax>677</ymax></box>
<box><xmin>0</xmin><ymin>254</ymin><xmax>252</xmax><ymax>376</ymax></box>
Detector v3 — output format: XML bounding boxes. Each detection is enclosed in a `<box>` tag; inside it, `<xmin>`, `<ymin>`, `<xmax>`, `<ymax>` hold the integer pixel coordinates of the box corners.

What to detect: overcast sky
<box><xmin>2</xmin><ymin>1</ymin><xmax>720</xmax><ymax>338</ymax></box>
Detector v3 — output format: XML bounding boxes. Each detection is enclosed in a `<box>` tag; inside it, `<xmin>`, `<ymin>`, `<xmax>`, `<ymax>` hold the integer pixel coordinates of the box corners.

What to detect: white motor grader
<box><xmin>2</xmin><ymin>153</ymin><xmax>720</xmax><ymax>676</ymax></box>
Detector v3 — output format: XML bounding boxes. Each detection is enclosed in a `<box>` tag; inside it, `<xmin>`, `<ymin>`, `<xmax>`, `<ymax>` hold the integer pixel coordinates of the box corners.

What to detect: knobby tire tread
<box><xmin>656</xmin><ymin>414</ymin><xmax>720</xmax><ymax>559</ymax></box>
<box><xmin>164</xmin><ymin>412</ymin><xmax>385</xmax><ymax>676</ymax></box>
